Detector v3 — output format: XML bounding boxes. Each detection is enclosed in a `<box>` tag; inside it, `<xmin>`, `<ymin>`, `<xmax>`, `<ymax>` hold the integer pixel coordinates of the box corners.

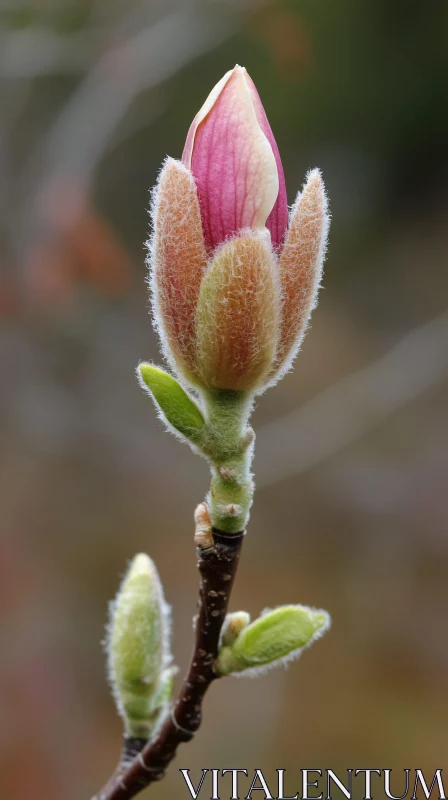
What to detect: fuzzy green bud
<box><xmin>107</xmin><ymin>553</ymin><xmax>172</xmax><ymax>738</ymax></box>
<box><xmin>215</xmin><ymin>604</ymin><xmax>330</xmax><ymax>677</ymax></box>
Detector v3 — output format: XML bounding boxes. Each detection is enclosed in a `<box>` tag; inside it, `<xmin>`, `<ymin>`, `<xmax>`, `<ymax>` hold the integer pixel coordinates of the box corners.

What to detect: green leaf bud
<box><xmin>107</xmin><ymin>553</ymin><xmax>172</xmax><ymax>738</ymax></box>
<box><xmin>215</xmin><ymin>604</ymin><xmax>330</xmax><ymax>677</ymax></box>
<box><xmin>138</xmin><ymin>363</ymin><xmax>205</xmax><ymax>441</ymax></box>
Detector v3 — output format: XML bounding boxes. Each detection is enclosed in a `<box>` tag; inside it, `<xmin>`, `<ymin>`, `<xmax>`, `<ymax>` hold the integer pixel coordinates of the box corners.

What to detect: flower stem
<box><xmin>201</xmin><ymin>389</ymin><xmax>255</xmax><ymax>534</ymax></box>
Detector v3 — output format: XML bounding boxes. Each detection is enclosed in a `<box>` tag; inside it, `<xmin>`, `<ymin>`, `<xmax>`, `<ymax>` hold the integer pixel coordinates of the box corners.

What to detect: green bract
<box><xmin>215</xmin><ymin>604</ymin><xmax>330</xmax><ymax>676</ymax></box>
<box><xmin>138</xmin><ymin>364</ymin><xmax>205</xmax><ymax>440</ymax></box>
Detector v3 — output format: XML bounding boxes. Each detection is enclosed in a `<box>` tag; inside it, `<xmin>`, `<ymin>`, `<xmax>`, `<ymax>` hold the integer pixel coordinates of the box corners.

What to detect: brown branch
<box><xmin>93</xmin><ymin>525</ymin><xmax>245</xmax><ymax>800</ymax></box>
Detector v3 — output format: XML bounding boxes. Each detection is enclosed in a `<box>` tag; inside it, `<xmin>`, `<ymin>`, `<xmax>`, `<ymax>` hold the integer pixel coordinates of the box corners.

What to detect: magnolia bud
<box><xmin>107</xmin><ymin>553</ymin><xmax>172</xmax><ymax>738</ymax></box>
<box><xmin>147</xmin><ymin>66</ymin><xmax>330</xmax><ymax>397</ymax></box>
<box><xmin>215</xmin><ymin>604</ymin><xmax>330</xmax><ymax>677</ymax></box>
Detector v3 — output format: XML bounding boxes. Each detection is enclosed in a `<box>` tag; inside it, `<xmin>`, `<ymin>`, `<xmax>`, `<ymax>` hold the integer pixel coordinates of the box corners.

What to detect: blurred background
<box><xmin>1</xmin><ymin>0</ymin><xmax>447</xmax><ymax>798</ymax></box>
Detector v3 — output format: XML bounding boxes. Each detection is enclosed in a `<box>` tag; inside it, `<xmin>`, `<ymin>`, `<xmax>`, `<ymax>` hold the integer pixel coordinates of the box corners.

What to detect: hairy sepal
<box><xmin>148</xmin><ymin>158</ymin><xmax>208</xmax><ymax>385</ymax></box>
<box><xmin>195</xmin><ymin>232</ymin><xmax>281</xmax><ymax>393</ymax></box>
<box><xmin>267</xmin><ymin>169</ymin><xmax>330</xmax><ymax>386</ymax></box>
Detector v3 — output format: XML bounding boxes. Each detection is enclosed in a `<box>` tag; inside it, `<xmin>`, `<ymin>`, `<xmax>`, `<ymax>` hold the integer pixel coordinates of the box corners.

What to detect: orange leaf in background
<box><xmin>0</xmin><ymin>269</ymin><xmax>20</xmax><ymax>318</ymax></box>
<box><xmin>26</xmin><ymin>243</ymin><xmax>77</xmax><ymax>311</ymax></box>
<box><xmin>67</xmin><ymin>207</ymin><xmax>133</xmax><ymax>296</ymax></box>
<box><xmin>24</xmin><ymin>174</ymin><xmax>133</xmax><ymax>311</ymax></box>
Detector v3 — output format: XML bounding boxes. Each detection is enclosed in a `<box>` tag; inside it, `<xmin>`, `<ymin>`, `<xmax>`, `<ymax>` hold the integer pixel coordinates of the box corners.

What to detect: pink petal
<box><xmin>244</xmin><ymin>72</ymin><xmax>288</xmax><ymax>249</ymax></box>
<box><xmin>182</xmin><ymin>66</ymin><xmax>281</xmax><ymax>250</ymax></box>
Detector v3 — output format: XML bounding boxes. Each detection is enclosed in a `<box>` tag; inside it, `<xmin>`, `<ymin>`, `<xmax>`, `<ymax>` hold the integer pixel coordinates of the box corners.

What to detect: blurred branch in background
<box><xmin>14</xmin><ymin>5</ymin><xmax>238</xmax><ymax>275</ymax></box>
<box><xmin>256</xmin><ymin>310</ymin><xmax>448</xmax><ymax>487</ymax></box>
<box><xmin>0</xmin><ymin>27</ymin><xmax>95</xmax><ymax>78</ymax></box>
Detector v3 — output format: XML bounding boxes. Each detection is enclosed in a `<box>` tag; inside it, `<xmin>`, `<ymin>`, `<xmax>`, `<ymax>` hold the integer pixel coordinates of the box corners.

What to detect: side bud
<box><xmin>107</xmin><ymin>553</ymin><xmax>172</xmax><ymax>738</ymax></box>
<box><xmin>195</xmin><ymin>232</ymin><xmax>281</xmax><ymax>392</ymax></box>
<box><xmin>220</xmin><ymin>611</ymin><xmax>251</xmax><ymax>647</ymax></box>
<box><xmin>215</xmin><ymin>604</ymin><xmax>330</xmax><ymax>677</ymax></box>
